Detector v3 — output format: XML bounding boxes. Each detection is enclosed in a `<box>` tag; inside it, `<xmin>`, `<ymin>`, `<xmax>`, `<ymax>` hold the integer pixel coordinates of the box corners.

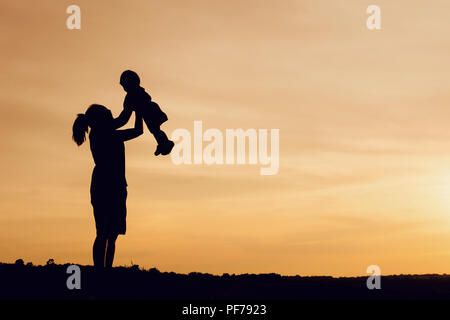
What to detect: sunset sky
<box><xmin>2</xmin><ymin>0</ymin><xmax>450</xmax><ymax>276</ymax></box>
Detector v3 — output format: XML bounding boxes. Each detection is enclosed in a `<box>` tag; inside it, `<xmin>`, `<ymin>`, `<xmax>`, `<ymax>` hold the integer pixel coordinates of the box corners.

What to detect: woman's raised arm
<box><xmin>116</xmin><ymin>110</ymin><xmax>143</xmax><ymax>141</ymax></box>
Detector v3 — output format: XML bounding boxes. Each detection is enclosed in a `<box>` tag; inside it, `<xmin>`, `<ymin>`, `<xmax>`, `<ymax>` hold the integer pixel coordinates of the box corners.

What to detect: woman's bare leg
<box><xmin>105</xmin><ymin>234</ymin><xmax>118</xmax><ymax>268</ymax></box>
<box><xmin>93</xmin><ymin>235</ymin><xmax>107</xmax><ymax>269</ymax></box>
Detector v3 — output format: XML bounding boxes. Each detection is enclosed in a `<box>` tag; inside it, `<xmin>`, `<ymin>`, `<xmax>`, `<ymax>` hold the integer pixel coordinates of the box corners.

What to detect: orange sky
<box><xmin>2</xmin><ymin>0</ymin><xmax>450</xmax><ymax>276</ymax></box>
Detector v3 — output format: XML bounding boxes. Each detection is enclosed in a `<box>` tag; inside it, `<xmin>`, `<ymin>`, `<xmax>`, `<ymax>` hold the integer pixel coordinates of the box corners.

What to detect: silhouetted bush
<box><xmin>14</xmin><ymin>259</ymin><xmax>24</xmax><ymax>266</ymax></box>
<box><xmin>148</xmin><ymin>267</ymin><xmax>160</xmax><ymax>275</ymax></box>
<box><xmin>46</xmin><ymin>259</ymin><xmax>55</xmax><ymax>266</ymax></box>
<box><xmin>130</xmin><ymin>264</ymin><xmax>139</xmax><ymax>271</ymax></box>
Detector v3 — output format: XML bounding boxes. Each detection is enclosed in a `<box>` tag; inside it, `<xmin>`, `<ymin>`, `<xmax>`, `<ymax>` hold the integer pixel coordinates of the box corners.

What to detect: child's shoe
<box><xmin>160</xmin><ymin>140</ymin><xmax>175</xmax><ymax>155</ymax></box>
<box><xmin>154</xmin><ymin>144</ymin><xmax>162</xmax><ymax>156</ymax></box>
<box><xmin>154</xmin><ymin>140</ymin><xmax>175</xmax><ymax>156</ymax></box>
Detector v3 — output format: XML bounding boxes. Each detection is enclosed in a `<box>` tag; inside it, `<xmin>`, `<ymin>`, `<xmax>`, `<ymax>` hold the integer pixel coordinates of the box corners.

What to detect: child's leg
<box><xmin>144</xmin><ymin>118</ymin><xmax>174</xmax><ymax>155</ymax></box>
<box><xmin>152</xmin><ymin>127</ymin><xmax>170</xmax><ymax>145</ymax></box>
<box><xmin>144</xmin><ymin>116</ymin><xmax>169</xmax><ymax>145</ymax></box>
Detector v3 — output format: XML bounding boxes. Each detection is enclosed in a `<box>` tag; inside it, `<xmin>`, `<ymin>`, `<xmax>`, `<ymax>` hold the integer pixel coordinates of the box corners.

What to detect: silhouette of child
<box><xmin>115</xmin><ymin>70</ymin><xmax>175</xmax><ymax>156</ymax></box>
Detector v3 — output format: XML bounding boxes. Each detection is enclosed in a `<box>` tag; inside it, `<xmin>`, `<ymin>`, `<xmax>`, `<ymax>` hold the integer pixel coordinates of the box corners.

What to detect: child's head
<box><xmin>120</xmin><ymin>70</ymin><xmax>140</xmax><ymax>92</ymax></box>
<box><xmin>72</xmin><ymin>104</ymin><xmax>113</xmax><ymax>146</ymax></box>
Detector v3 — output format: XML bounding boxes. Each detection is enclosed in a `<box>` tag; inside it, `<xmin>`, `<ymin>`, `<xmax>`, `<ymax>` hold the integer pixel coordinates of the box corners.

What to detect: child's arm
<box><xmin>113</xmin><ymin>105</ymin><xmax>133</xmax><ymax>129</ymax></box>
<box><xmin>117</xmin><ymin>110</ymin><xmax>143</xmax><ymax>142</ymax></box>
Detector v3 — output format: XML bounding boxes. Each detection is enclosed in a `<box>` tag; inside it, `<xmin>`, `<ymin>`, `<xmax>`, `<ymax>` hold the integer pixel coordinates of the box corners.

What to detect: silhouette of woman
<box><xmin>72</xmin><ymin>104</ymin><xmax>143</xmax><ymax>269</ymax></box>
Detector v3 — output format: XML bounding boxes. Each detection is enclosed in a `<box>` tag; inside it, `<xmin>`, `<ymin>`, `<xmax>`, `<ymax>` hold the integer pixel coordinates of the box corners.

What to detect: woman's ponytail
<box><xmin>72</xmin><ymin>113</ymin><xmax>89</xmax><ymax>146</ymax></box>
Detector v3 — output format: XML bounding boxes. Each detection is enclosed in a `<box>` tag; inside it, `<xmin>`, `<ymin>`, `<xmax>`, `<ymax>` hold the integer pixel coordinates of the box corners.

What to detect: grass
<box><xmin>1</xmin><ymin>261</ymin><xmax>450</xmax><ymax>300</ymax></box>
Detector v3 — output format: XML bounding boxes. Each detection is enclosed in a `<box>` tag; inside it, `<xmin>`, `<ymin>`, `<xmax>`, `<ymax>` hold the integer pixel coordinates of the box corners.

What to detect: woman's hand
<box><xmin>117</xmin><ymin>110</ymin><xmax>144</xmax><ymax>142</ymax></box>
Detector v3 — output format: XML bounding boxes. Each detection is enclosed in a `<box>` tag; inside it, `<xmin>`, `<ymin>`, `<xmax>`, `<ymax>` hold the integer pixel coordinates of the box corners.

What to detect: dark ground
<box><xmin>1</xmin><ymin>262</ymin><xmax>450</xmax><ymax>300</ymax></box>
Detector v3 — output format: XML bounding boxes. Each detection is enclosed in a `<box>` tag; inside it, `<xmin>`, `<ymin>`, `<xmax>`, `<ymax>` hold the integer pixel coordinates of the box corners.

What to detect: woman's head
<box><xmin>72</xmin><ymin>104</ymin><xmax>113</xmax><ymax>146</ymax></box>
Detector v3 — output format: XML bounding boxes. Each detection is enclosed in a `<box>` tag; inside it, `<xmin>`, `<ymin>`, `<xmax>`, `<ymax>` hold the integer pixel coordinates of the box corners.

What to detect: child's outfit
<box><xmin>123</xmin><ymin>86</ymin><xmax>174</xmax><ymax>155</ymax></box>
